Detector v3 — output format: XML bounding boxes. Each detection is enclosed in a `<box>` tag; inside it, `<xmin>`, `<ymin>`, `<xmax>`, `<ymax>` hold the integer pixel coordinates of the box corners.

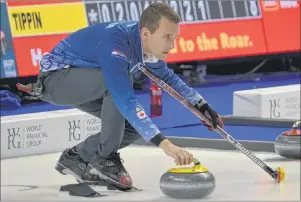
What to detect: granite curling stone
<box><xmin>160</xmin><ymin>158</ymin><xmax>216</xmax><ymax>199</ymax></box>
<box><xmin>275</xmin><ymin>121</ymin><xmax>300</xmax><ymax>159</ymax></box>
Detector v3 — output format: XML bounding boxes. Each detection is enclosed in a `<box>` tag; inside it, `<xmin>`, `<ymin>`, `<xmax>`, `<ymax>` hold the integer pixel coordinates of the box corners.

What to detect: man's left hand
<box><xmin>195</xmin><ymin>100</ymin><xmax>224</xmax><ymax>131</ymax></box>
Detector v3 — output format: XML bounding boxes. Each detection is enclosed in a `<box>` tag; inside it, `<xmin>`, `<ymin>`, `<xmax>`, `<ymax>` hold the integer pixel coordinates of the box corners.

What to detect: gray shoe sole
<box><xmin>55</xmin><ymin>161</ymin><xmax>108</xmax><ymax>186</ymax></box>
<box><xmin>55</xmin><ymin>161</ymin><xmax>85</xmax><ymax>183</ymax></box>
<box><xmin>88</xmin><ymin>165</ymin><xmax>132</xmax><ymax>190</ymax></box>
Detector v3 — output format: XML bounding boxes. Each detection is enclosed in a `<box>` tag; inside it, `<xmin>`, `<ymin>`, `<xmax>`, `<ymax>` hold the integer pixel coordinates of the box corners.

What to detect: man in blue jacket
<box><xmin>35</xmin><ymin>2</ymin><xmax>223</xmax><ymax>190</ymax></box>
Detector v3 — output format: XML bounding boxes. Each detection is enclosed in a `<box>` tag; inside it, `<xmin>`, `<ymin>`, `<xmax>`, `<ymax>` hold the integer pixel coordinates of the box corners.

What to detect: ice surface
<box><xmin>1</xmin><ymin>146</ymin><xmax>300</xmax><ymax>201</ymax></box>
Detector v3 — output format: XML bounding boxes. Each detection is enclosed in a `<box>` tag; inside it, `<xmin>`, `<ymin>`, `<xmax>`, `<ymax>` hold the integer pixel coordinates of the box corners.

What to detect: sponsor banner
<box><xmin>0</xmin><ymin>1</ymin><xmax>18</xmax><ymax>78</ymax></box>
<box><xmin>263</xmin><ymin>88</ymin><xmax>300</xmax><ymax>120</ymax></box>
<box><xmin>166</xmin><ymin>19</ymin><xmax>266</xmax><ymax>62</ymax></box>
<box><xmin>7</xmin><ymin>0</ymin><xmax>82</xmax><ymax>6</ymax></box>
<box><xmin>1</xmin><ymin>119</ymin><xmax>53</xmax><ymax>159</ymax></box>
<box><xmin>67</xmin><ymin>117</ymin><xmax>102</xmax><ymax>142</ymax></box>
<box><xmin>1</xmin><ymin>109</ymin><xmax>102</xmax><ymax>159</ymax></box>
<box><xmin>84</xmin><ymin>0</ymin><xmax>266</xmax><ymax>62</ymax></box>
<box><xmin>82</xmin><ymin>0</ymin><xmax>299</xmax><ymax>61</ymax></box>
<box><xmin>8</xmin><ymin>3</ymin><xmax>87</xmax><ymax>37</ymax></box>
<box><xmin>260</xmin><ymin>0</ymin><xmax>300</xmax><ymax>53</ymax></box>
<box><xmin>233</xmin><ymin>84</ymin><xmax>300</xmax><ymax>120</ymax></box>
<box><xmin>12</xmin><ymin>34</ymin><xmax>69</xmax><ymax>77</ymax></box>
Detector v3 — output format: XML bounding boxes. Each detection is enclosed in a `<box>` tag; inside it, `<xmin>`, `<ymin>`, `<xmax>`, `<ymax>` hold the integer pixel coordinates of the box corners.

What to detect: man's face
<box><xmin>141</xmin><ymin>17</ymin><xmax>179</xmax><ymax>60</ymax></box>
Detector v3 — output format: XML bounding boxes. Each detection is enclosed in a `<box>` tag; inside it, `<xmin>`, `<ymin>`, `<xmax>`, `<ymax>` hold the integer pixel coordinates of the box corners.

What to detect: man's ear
<box><xmin>141</xmin><ymin>27</ymin><xmax>150</xmax><ymax>39</ymax></box>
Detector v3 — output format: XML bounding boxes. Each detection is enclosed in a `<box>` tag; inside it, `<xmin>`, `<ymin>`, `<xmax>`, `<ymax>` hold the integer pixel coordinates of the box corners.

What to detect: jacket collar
<box><xmin>130</xmin><ymin>23</ymin><xmax>144</xmax><ymax>64</ymax></box>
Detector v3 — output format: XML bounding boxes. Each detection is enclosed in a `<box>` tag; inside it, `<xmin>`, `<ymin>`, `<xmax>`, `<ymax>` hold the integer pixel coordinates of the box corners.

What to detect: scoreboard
<box><xmin>84</xmin><ymin>0</ymin><xmax>261</xmax><ymax>24</ymax></box>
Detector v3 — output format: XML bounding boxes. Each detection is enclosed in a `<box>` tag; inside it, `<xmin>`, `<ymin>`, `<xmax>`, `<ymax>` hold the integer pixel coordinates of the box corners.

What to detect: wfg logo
<box><xmin>269</xmin><ymin>99</ymin><xmax>281</xmax><ymax>118</ymax></box>
<box><xmin>68</xmin><ymin>120</ymin><xmax>81</xmax><ymax>141</ymax></box>
<box><xmin>7</xmin><ymin>128</ymin><xmax>22</xmax><ymax>149</ymax></box>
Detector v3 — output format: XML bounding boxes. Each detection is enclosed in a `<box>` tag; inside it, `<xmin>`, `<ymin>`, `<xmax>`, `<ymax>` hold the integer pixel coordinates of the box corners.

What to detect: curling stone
<box><xmin>160</xmin><ymin>158</ymin><xmax>215</xmax><ymax>199</ymax></box>
<box><xmin>275</xmin><ymin>121</ymin><xmax>300</xmax><ymax>159</ymax></box>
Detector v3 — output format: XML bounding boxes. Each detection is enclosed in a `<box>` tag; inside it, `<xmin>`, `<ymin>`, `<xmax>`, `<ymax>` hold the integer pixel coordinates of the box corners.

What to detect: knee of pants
<box><xmin>40</xmin><ymin>91</ymin><xmax>57</xmax><ymax>105</ymax></box>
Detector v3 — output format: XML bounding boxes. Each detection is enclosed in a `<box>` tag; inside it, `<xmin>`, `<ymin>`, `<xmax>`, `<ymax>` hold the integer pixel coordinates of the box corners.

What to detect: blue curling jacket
<box><xmin>39</xmin><ymin>21</ymin><xmax>203</xmax><ymax>142</ymax></box>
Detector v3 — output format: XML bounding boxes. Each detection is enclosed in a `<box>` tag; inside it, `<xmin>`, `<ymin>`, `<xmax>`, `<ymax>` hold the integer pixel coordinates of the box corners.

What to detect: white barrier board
<box><xmin>233</xmin><ymin>84</ymin><xmax>300</xmax><ymax>120</ymax></box>
<box><xmin>1</xmin><ymin>109</ymin><xmax>102</xmax><ymax>159</ymax></box>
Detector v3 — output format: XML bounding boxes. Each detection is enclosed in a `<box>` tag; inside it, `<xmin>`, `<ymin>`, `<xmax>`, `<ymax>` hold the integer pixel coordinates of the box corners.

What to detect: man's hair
<box><xmin>139</xmin><ymin>2</ymin><xmax>181</xmax><ymax>33</ymax></box>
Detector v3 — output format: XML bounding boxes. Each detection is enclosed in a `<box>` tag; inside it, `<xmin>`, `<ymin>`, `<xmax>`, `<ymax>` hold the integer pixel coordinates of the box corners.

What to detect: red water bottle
<box><xmin>150</xmin><ymin>81</ymin><xmax>162</xmax><ymax>117</ymax></box>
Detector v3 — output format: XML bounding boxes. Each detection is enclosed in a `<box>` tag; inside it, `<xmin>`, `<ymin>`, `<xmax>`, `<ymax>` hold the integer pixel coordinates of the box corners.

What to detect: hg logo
<box><xmin>269</xmin><ymin>99</ymin><xmax>281</xmax><ymax>118</ymax></box>
<box><xmin>68</xmin><ymin>120</ymin><xmax>81</xmax><ymax>141</ymax></box>
<box><xmin>7</xmin><ymin>128</ymin><xmax>22</xmax><ymax>149</ymax></box>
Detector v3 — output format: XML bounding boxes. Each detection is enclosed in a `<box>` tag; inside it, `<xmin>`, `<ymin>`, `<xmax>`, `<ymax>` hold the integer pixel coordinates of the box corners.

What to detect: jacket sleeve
<box><xmin>145</xmin><ymin>60</ymin><xmax>203</xmax><ymax>105</ymax></box>
<box><xmin>96</xmin><ymin>34</ymin><xmax>164</xmax><ymax>144</ymax></box>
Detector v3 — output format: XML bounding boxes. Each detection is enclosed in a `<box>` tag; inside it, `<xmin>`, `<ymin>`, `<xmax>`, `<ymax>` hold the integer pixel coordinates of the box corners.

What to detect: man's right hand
<box><xmin>159</xmin><ymin>139</ymin><xmax>194</xmax><ymax>166</ymax></box>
